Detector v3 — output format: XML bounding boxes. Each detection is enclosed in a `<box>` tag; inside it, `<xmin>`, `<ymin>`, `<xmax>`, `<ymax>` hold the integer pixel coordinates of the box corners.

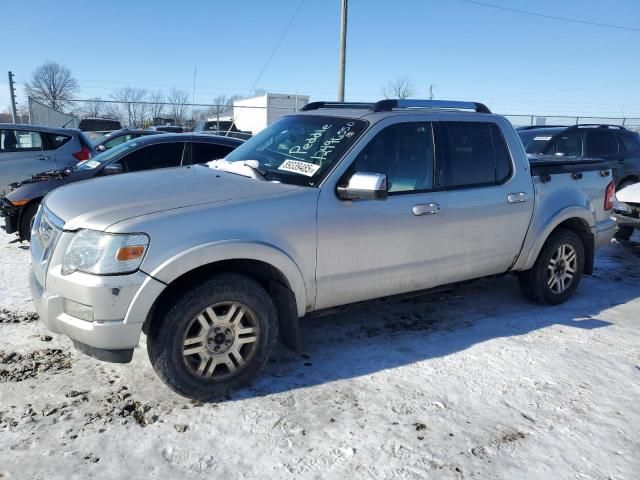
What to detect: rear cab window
<box><xmin>436</xmin><ymin>121</ymin><xmax>512</xmax><ymax>189</ymax></box>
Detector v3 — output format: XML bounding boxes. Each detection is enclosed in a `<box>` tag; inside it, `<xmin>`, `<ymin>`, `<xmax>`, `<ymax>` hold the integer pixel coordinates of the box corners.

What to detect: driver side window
<box><xmin>352</xmin><ymin>122</ymin><xmax>434</xmax><ymax>193</ymax></box>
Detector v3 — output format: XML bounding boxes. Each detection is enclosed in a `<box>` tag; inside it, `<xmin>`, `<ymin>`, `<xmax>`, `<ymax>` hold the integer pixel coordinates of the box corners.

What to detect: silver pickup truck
<box><xmin>29</xmin><ymin>99</ymin><xmax>616</xmax><ymax>400</ymax></box>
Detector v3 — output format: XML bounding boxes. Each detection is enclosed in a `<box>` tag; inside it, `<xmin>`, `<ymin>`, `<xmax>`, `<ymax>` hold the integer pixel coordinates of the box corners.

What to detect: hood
<box><xmin>44</xmin><ymin>164</ymin><xmax>300</xmax><ymax>231</ymax></box>
<box><xmin>617</xmin><ymin>181</ymin><xmax>640</xmax><ymax>204</ymax></box>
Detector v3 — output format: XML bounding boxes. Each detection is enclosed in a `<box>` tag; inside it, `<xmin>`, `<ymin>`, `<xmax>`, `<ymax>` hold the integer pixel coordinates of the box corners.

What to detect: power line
<box><xmin>458</xmin><ymin>0</ymin><xmax>640</xmax><ymax>32</ymax></box>
<box><xmin>248</xmin><ymin>0</ymin><xmax>305</xmax><ymax>93</ymax></box>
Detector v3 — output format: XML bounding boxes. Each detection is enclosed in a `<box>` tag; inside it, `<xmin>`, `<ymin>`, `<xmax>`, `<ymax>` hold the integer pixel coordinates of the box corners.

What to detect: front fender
<box><xmin>515</xmin><ymin>206</ymin><xmax>594</xmax><ymax>271</ymax></box>
<box><xmin>145</xmin><ymin>240</ymin><xmax>309</xmax><ymax>317</ymax></box>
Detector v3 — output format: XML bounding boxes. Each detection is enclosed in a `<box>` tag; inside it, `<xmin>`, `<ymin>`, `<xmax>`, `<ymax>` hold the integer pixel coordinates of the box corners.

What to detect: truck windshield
<box><xmin>224</xmin><ymin>115</ymin><xmax>367</xmax><ymax>186</ymax></box>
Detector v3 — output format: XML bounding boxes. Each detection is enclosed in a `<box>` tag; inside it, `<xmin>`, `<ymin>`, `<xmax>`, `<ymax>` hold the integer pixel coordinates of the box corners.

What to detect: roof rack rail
<box><xmin>566</xmin><ymin>124</ymin><xmax>627</xmax><ymax>130</ymax></box>
<box><xmin>516</xmin><ymin>125</ymin><xmax>570</xmax><ymax>130</ymax></box>
<box><xmin>372</xmin><ymin>99</ymin><xmax>491</xmax><ymax>113</ymax></box>
<box><xmin>300</xmin><ymin>101</ymin><xmax>375</xmax><ymax>111</ymax></box>
<box><xmin>299</xmin><ymin>99</ymin><xmax>491</xmax><ymax>113</ymax></box>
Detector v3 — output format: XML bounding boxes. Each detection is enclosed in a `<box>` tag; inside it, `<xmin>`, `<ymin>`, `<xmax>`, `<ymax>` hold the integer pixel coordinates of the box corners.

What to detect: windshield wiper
<box><xmin>243</xmin><ymin>162</ymin><xmax>270</xmax><ymax>181</ymax></box>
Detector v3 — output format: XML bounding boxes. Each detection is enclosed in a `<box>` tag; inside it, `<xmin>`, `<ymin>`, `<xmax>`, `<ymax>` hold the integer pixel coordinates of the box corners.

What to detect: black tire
<box><xmin>518</xmin><ymin>228</ymin><xmax>584</xmax><ymax>305</ymax></box>
<box><xmin>615</xmin><ymin>225</ymin><xmax>635</xmax><ymax>241</ymax></box>
<box><xmin>147</xmin><ymin>273</ymin><xmax>278</xmax><ymax>401</ymax></box>
<box><xmin>19</xmin><ymin>202</ymin><xmax>40</xmax><ymax>241</ymax></box>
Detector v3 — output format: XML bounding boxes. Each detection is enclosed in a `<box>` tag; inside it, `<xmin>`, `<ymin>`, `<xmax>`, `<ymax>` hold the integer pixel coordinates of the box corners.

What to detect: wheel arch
<box><xmin>140</xmin><ymin>241</ymin><xmax>308</xmax><ymax>352</ymax></box>
<box><xmin>517</xmin><ymin>208</ymin><xmax>595</xmax><ymax>274</ymax></box>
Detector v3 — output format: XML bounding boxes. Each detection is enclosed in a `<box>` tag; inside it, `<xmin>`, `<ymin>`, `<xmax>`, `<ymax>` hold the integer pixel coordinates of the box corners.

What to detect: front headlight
<box><xmin>61</xmin><ymin>230</ymin><xmax>149</xmax><ymax>275</ymax></box>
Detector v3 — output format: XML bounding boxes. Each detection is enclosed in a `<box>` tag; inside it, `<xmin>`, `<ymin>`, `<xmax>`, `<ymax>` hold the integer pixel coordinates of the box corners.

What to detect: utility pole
<box><xmin>429</xmin><ymin>84</ymin><xmax>435</xmax><ymax>100</ymax></box>
<box><xmin>337</xmin><ymin>0</ymin><xmax>348</xmax><ymax>101</ymax></box>
<box><xmin>192</xmin><ymin>66</ymin><xmax>197</xmax><ymax>125</ymax></box>
<box><xmin>8</xmin><ymin>71</ymin><xmax>18</xmax><ymax>123</ymax></box>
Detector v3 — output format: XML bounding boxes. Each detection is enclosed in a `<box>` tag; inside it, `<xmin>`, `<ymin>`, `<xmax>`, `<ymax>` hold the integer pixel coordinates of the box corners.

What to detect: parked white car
<box><xmin>614</xmin><ymin>182</ymin><xmax>640</xmax><ymax>240</ymax></box>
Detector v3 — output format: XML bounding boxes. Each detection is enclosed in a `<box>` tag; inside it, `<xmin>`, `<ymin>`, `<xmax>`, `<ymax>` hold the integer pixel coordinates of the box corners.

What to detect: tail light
<box><xmin>72</xmin><ymin>145</ymin><xmax>92</xmax><ymax>161</ymax></box>
<box><xmin>604</xmin><ymin>181</ymin><xmax>615</xmax><ymax>211</ymax></box>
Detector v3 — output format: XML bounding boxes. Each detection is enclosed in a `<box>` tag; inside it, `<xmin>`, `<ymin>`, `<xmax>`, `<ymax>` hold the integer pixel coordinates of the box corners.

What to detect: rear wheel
<box><xmin>19</xmin><ymin>202</ymin><xmax>40</xmax><ymax>241</ymax></box>
<box><xmin>519</xmin><ymin>228</ymin><xmax>584</xmax><ymax>304</ymax></box>
<box><xmin>147</xmin><ymin>273</ymin><xmax>278</xmax><ymax>401</ymax></box>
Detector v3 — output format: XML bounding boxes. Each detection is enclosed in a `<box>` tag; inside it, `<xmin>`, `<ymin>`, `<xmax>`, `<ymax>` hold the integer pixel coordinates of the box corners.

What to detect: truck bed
<box><xmin>528</xmin><ymin>155</ymin><xmax>612</xmax><ymax>176</ymax></box>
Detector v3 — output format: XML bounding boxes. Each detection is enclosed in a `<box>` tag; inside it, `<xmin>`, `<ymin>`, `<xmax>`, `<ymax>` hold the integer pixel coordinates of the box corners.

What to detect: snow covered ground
<box><xmin>1</xmin><ymin>228</ymin><xmax>639</xmax><ymax>480</ymax></box>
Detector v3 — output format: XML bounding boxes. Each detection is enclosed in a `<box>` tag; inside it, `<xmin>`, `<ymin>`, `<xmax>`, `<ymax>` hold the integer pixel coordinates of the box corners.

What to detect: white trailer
<box><xmin>232</xmin><ymin>93</ymin><xmax>309</xmax><ymax>134</ymax></box>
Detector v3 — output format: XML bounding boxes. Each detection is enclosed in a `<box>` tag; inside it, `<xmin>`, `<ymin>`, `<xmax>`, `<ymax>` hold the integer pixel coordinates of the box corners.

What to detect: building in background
<box><xmin>233</xmin><ymin>93</ymin><xmax>309</xmax><ymax>134</ymax></box>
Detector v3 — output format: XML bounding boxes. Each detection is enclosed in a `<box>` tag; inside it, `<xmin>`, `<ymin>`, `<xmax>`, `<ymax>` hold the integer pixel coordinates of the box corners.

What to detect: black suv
<box><xmin>518</xmin><ymin>124</ymin><xmax>640</xmax><ymax>190</ymax></box>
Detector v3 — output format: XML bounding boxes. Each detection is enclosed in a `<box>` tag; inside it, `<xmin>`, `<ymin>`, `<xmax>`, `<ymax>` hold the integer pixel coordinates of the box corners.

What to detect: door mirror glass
<box><xmin>102</xmin><ymin>162</ymin><xmax>124</xmax><ymax>175</ymax></box>
<box><xmin>337</xmin><ymin>172</ymin><xmax>388</xmax><ymax>200</ymax></box>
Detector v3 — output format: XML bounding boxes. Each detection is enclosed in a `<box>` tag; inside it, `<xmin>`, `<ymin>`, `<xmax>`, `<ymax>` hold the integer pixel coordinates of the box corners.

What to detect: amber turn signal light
<box><xmin>115</xmin><ymin>245</ymin><xmax>146</xmax><ymax>261</ymax></box>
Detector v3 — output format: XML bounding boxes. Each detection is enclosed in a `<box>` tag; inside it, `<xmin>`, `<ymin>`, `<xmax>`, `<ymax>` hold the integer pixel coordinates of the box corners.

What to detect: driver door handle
<box><xmin>507</xmin><ymin>192</ymin><xmax>528</xmax><ymax>203</ymax></box>
<box><xmin>36</xmin><ymin>155</ymin><xmax>51</xmax><ymax>161</ymax></box>
<box><xmin>412</xmin><ymin>203</ymin><xmax>440</xmax><ymax>216</ymax></box>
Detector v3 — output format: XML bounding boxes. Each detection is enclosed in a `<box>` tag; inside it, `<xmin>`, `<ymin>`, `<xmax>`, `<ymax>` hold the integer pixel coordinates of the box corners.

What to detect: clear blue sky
<box><xmin>2</xmin><ymin>0</ymin><xmax>639</xmax><ymax>117</ymax></box>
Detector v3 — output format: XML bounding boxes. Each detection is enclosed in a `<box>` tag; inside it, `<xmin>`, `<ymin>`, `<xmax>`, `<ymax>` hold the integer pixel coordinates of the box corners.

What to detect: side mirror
<box><xmin>96</xmin><ymin>145</ymin><xmax>106</xmax><ymax>152</ymax></box>
<box><xmin>336</xmin><ymin>172</ymin><xmax>388</xmax><ymax>201</ymax></box>
<box><xmin>102</xmin><ymin>163</ymin><xmax>124</xmax><ymax>175</ymax></box>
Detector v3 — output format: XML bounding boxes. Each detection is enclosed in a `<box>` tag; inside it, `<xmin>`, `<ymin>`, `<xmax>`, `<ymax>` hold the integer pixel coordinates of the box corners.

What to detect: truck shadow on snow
<box><xmin>241</xmin><ymin>242</ymin><xmax>640</xmax><ymax>399</ymax></box>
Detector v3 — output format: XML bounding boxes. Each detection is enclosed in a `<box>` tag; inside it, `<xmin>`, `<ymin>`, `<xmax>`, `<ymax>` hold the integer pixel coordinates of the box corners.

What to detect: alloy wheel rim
<box><xmin>547</xmin><ymin>244</ymin><xmax>577</xmax><ymax>294</ymax></box>
<box><xmin>181</xmin><ymin>301</ymin><xmax>260</xmax><ymax>380</ymax></box>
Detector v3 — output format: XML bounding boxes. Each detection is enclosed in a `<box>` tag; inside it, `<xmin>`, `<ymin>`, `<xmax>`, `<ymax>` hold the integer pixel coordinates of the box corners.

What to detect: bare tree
<box><xmin>82</xmin><ymin>97</ymin><xmax>104</xmax><ymax>117</ymax></box>
<box><xmin>110</xmin><ymin>87</ymin><xmax>148</xmax><ymax>127</ymax></box>
<box><xmin>148</xmin><ymin>90</ymin><xmax>165</xmax><ymax>120</ymax></box>
<box><xmin>207</xmin><ymin>94</ymin><xmax>231</xmax><ymax>120</ymax></box>
<box><xmin>166</xmin><ymin>88</ymin><xmax>189</xmax><ymax>125</ymax></box>
<box><xmin>382</xmin><ymin>77</ymin><xmax>416</xmax><ymax>99</ymax></box>
<box><xmin>25</xmin><ymin>61</ymin><xmax>79</xmax><ymax>111</ymax></box>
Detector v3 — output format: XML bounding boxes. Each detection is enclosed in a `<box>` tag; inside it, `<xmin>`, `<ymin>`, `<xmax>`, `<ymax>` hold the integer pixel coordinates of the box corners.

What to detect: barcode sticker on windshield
<box><xmin>278</xmin><ymin>159</ymin><xmax>320</xmax><ymax>177</ymax></box>
<box><xmin>534</xmin><ymin>136</ymin><xmax>552</xmax><ymax>141</ymax></box>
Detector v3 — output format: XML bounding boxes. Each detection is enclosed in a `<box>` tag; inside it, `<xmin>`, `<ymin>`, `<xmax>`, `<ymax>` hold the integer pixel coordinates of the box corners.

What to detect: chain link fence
<box><xmin>27</xmin><ymin>97</ymin><xmax>640</xmax><ymax>134</ymax></box>
<box><xmin>28</xmin><ymin>97</ymin><xmax>79</xmax><ymax>129</ymax></box>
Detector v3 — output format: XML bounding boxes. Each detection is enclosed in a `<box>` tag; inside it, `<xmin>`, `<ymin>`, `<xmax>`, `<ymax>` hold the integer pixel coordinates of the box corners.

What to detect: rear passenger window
<box><xmin>550</xmin><ymin>132</ymin><xmax>583</xmax><ymax>157</ymax></box>
<box><xmin>619</xmin><ymin>131</ymin><xmax>640</xmax><ymax>153</ymax></box>
<box><xmin>192</xmin><ymin>142</ymin><xmax>235</xmax><ymax>164</ymax></box>
<box><xmin>438</xmin><ymin>122</ymin><xmax>512</xmax><ymax>188</ymax></box>
<box><xmin>586</xmin><ymin>130</ymin><xmax>619</xmax><ymax>156</ymax></box>
<box><xmin>120</xmin><ymin>142</ymin><xmax>185</xmax><ymax>172</ymax></box>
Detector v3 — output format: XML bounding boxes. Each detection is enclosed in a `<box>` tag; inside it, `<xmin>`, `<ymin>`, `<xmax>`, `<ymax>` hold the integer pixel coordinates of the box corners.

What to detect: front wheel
<box><xmin>518</xmin><ymin>228</ymin><xmax>584</xmax><ymax>305</ymax></box>
<box><xmin>147</xmin><ymin>273</ymin><xmax>279</xmax><ymax>400</ymax></box>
